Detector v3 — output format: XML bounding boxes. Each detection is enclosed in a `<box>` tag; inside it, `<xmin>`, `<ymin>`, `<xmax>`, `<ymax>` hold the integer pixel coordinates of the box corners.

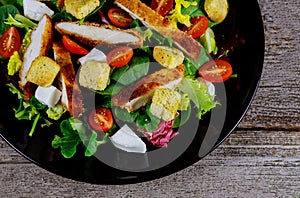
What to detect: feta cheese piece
<box><xmin>35</xmin><ymin>86</ymin><xmax>62</xmax><ymax>107</ymax></box>
<box><xmin>79</xmin><ymin>48</ymin><xmax>107</xmax><ymax>65</ymax></box>
<box><xmin>60</xmin><ymin>77</ymin><xmax>69</xmax><ymax>108</ymax></box>
<box><xmin>110</xmin><ymin>125</ymin><xmax>147</xmax><ymax>153</ymax></box>
<box><xmin>150</xmin><ymin>88</ymin><xmax>181</xmax><ymax>121</ymax></box>
<box><xmin>79</xmin><ymin>60</ymin><xmax>111</xmax><ymax>91</ymax></box>
<box><xmin>23</xmin><ymin>0</ymin><xmax>54</xmax><ymax>21</ymax></box>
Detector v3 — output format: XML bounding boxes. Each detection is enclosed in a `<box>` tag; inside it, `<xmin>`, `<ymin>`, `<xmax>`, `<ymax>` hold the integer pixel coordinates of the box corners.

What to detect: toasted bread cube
<box><xmin>204</xmin><ymin>0</ymin><xmax>228</xmax><ymax>23</ymax></box>
<box><xmin>79</xmin><ymin>60</ymin><xmax>111</xmax><ymax>91</ymax></box>
<box><xmin>26</xmin><ymin>56</ymin><xmax>60</xmax><ymax>87</ymax></box>
<box><xmin>65</xmin><ymin>0</ymin><xmax>100</xmax><ymax>19</ymax></box>
<box><xmin>150</xmin><ymin>88</ymin><xmax>181</xmax><ymax>121</ymax></box>
<box><xmin>153</xmin><ymin>46</ymin><xmax>184</xmax><ymax>69</ymax></box>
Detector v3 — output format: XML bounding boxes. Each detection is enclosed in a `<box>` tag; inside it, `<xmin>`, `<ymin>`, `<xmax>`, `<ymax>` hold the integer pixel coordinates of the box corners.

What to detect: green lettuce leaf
<box><xmin>178</xmin><ymin>78</ymin><xmax>218</xmax><ymax>119</ymax></box>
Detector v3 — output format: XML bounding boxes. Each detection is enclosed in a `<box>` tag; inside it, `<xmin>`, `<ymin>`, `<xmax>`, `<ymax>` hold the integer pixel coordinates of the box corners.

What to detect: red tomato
<box><xmin>0</xmin><ymin>27</ymin><xmax>21</xmax><ymax>58</ymax></box>
<box><xmin>88</xmin><ymin>107</ymin><xmax>114</xmax><ymax>132</ymax></box>
<box><xmin>198</xmin><ymin>60</ymin><xmax>233</xmax><ymax>82</ymax></box>
<box><xmin>62</xmin><ymin>35</ymin><xmax>89</xmax><ymax>55</ymax></box>
<box><xmin>182</xmin><ymin>16</ymin><xmax>209</xmax><ymax>38</ymax></box>
<box><xmin>151</xmin><ymin>0</ymin><xmax>174</xmax><ymax>16</ymax></box>
<box><xmin>107</xmin><ymin>46</ymin><xmax>133</xmax><ymax>68</ymax></box>
<box><xmin>57</xmin><ymin>0</ymin><xmax>64</xmax><ymax>8</ymax></box>
<box><xmin>108</xmin><ymin>8</ymin><xmax>133</xmax><ymax>28</ymax></box>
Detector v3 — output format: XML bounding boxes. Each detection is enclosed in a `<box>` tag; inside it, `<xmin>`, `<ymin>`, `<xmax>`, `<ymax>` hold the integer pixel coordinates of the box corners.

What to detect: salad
<box><xmin>0</xmin><ymin>0</ymin><xmax>233</xmax><ymax>158</ymax></box>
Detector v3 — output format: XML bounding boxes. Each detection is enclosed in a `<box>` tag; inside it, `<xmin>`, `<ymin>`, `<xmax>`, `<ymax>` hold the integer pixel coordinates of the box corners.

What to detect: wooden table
<box><xmin>1</xmin><ymin>0</ymin><xmax>299</xmax><ymax>197</ymax></box>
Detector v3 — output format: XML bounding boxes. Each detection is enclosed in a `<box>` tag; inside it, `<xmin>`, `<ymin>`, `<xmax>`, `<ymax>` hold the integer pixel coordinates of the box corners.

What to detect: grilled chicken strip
<box><xmin>55</xmin><ymin>22</ymin><xmax>143</xmax><ymax>48</ymax></box>
<box><xmin>115</xmin><ymin>0</ymin><xmax>203</xmax><ymax>61</ymax></box>
<box><xmin>112</xmin><ymin>65</ymin><xmax>184</xmax><ymax>112</ymax></box>
<box><xmin>53</xmin><ymin>42</ymin><xmax>84</xmax><ymax>118</ymax></box>
<box><xmin>19</xmin><ymin>14</ymin><xmax>53</xmax><ymax>99</ymax></box>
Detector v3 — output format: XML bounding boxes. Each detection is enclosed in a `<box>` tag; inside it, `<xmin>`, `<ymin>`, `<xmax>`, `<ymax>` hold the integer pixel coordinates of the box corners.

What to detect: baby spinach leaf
<box><xmin>136</xmin><ymin>105</ymin><xmax>161</xmax><ymax>131</ymax></box>
<box><xmin>96</xmin><ymin>82</ymin><xmax>123</xmax><ymax>96</ymax></box>
<box><xmin>0</xmin><ymin>4</ymin><xmax>19</xmax><ymax>36</ymax></box>
<box><xmin>0</xmin><ymin>0</ymin><xmax>17</xmax><ymax>5</ymax></box>
<box><xmin>173</xmin><ymin>103</ymin><xmax>192</xmax><ymax>128</ymax></box>
<box><xmin>114</xmin><ymin>107</ymin><xmax>138</xmax><ymax>123</ymax></box>
<box><xmin>111</xmin><ymin>56</ymin><xmax>150</xmax><ymax>86</ymax></box>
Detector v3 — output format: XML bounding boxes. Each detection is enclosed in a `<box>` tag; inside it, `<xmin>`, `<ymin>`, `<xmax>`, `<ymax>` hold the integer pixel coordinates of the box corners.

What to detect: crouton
<box><xmin>65</xmin><ymin>0</ymin><xmax>100</xmax><ymax>19</ymax></box>
<box><xmin>153</xmin><ymin>46</ymin><xmax>184</xmax><ymax>69</ymax></box>
<box><xmin>204</xmin><ymin>0</ymin><xmax>228</xmax><ymax>23</ymax></box>
<box><xmin>79</xmin><ymin>60</ymin><xmax>111</xmax><ymax>91</ymax></box>
<box><xmin>26</xmin><ymin>56</ymin><xmax>60</xmax><ymax>87</ymax></box>
<box><xmin>150</xmin><ymin>88</ymin><xmax>181</xmax><ymax>121</ymax></box>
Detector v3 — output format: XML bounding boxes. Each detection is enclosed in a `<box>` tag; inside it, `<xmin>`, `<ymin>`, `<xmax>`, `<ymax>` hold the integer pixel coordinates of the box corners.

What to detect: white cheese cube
<box><xmin>23</xmin><ymin>0</ymin><xmax>54</xmax><ymax>21</ymax></box>
<box><xmin>35</xmin><ymin>86</ymin><xmax>62</xmax><ymax>107</ymax></box>
<box><xmin>79</xmin><ymin>48</ymin><xmax>107</xmax><ymax>65</ymax></box>
<box><xmin>110</xmin><ymin>125</ymin><xmax>147</xmax><ymax>153</ymax></box>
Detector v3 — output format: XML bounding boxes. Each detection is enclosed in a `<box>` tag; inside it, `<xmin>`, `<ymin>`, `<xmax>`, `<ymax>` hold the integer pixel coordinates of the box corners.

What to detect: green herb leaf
<box><xmin>52</xmin><ymin>119</ymin><xmax>84</xmax><ymax>158</ymax></box>
<box><xmin>84</xmin><ymin>131</ymin><xmax>99</xmax><ymax>157</ymax></box>
<box><xmin>85</xmin><ymin>131</ymin><xmax>108</xmax><ymax>157</ymax></box>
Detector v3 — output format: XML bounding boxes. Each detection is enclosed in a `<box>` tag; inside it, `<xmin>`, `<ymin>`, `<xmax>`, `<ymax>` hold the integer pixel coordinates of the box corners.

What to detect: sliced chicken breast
<box><xmin>112</xmin><ymin>65</ymin><xmax>184</xmax><ymax>112</ymax></box>
<box><xmin>115</xmin><ymin>0</ymin><xmax>202</xmax><ymax>61</ymax></box>
<box><xmin>53</xmin><ymin>42</ymin><xmax>84</xmax><ymax>118</ymax></box>
<box><xmin>19</xmin><ymin>14</ymin><xmax>53</xmax><ymax>98</ymax></box>
<box><xmin>55</xmin><ymin>22</ymin><xmax>143</xmax><ymax>48</ymax></box>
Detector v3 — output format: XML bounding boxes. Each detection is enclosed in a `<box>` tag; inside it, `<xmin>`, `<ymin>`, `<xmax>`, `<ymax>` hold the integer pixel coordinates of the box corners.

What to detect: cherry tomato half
<box><xmin>151</xmin><ymin>0</ymin><xmax>174</xmax><ymax>16</ymax></box>
<box><xmin>57</xmin><ymin>0</ymin><xmax>64</xmax><ymax>8</ymax></box>
<box><xmin>0</xmin><ymin>27</ymin><xmax>21</xmax><ymax>58</ymax></box>
<box><xmin>88</xmin><ymin>107</ymin><xmax>114</xmax><ymax>132</ymax></box>
<box><xmin>198</xmin><ymin>59</ymin><xmax>233</xmax><ymax>83</ymax></box>
<box><xmin>62</xmin><ymin>35</ymin><xmax>89</xmax><ymax>55</ymax></box>
<box><xmin>182</xmin><ymin>16</ymin><xmax>209</xmax><ymax>38</ymax></box>
<box><xmin>107</xmin><ymin>46</ymin><xmax>134</xmax><ymax>68</ymax></box>
<box><xmin>108</xmin><ymin>8</ymin><xmax>133</xmax><ymax>28</ymax></box>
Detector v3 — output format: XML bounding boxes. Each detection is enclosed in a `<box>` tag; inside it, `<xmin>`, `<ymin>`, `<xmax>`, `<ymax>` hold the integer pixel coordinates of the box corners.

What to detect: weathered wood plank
<box><xmin>0</xmin><ymin>152</ymin><xmax>299</xmax><ymax>198</ymax></box>
<box><xmin>238</xmin><ymin>0</ymin><xmax>300</xmax><ymax>129</ymax></box>
<box><xmin>1</xmin><ymin>129</ymin><xmax>300</xmax><ymax>197</ymax></box>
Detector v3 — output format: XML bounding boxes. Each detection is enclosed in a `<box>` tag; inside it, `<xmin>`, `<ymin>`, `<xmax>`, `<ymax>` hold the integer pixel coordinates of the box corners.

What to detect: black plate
<box><xmin>0</xmin><ymin>0</ymin><xmax>264</xmax><ymax>184</ymax></box>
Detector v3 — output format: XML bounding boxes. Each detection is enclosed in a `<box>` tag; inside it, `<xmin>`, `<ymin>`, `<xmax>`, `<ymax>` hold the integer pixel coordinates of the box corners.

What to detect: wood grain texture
<box><xmin>0</xmin><ymin>0</ymin><xmax>299</xmax><ymax>197</ymax></box>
